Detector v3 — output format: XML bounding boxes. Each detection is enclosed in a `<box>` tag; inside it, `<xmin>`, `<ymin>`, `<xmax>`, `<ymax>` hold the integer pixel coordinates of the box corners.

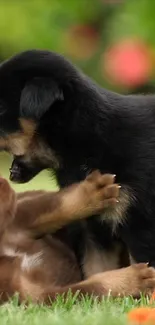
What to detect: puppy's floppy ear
<box><xmin>20</xmin><ymin>77</ymin><xmax>64</xmax><ymax>120</ymax></box>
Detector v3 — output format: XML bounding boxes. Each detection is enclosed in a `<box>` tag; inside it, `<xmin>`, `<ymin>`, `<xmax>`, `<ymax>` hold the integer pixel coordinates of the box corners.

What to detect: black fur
<box><xmin>0</xmin><ymin>50</ymin><xmax>155</xmax><ymax>269</ymax></box>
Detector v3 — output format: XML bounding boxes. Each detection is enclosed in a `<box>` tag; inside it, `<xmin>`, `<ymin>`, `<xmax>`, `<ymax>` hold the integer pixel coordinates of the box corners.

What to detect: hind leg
<box><xmin>19</xmin><ymin>263</ymin><xmax>155</xmax><ymax>304</ymax></box>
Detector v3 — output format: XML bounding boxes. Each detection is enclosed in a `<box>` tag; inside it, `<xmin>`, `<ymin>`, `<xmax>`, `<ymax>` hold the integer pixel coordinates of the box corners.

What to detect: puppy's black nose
<box><xmin>9</xmin><ymin>164</ymin><xmax>21</xmax><ymax>182</ymax></box>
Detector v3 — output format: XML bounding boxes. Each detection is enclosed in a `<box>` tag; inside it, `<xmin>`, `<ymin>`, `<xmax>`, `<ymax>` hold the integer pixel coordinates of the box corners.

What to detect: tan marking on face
<box><xmin>19</xmin><ymin>118</ymin><xmax>37</xmax><ymax>136</ymax></box>
<box><xmin>100</xmin><ymin>187</ymin><xmax>135</xmax><ymax>232</ymax></box>
<box><xmin>0</xmin><ymin>137</ymin><xmax>6</xmax><ymax>148</ymax></box>
<box><xmin>0</xmin><ymin>118</ymin><xmax>60</xmax><ymax>169</ymax></box>
<box><xmin>0</xmin><ymin>118</ymin><xmax>36</xmax><ymax>156</ymax></box>
<box><xmin>21</xmin><ymin>137</ymin><xmax>60</xmax><ymax>169</ymax></box>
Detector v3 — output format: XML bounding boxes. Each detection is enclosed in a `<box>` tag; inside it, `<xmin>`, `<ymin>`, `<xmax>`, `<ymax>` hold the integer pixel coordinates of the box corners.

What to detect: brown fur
<box><xmin>1</xmin><ymin>126</ymin><xmax>134</xmax><ymax>237</ymax></box>
<box><xmin>0</xmin><ymin>119</ymin><xmax>36</xmax><ymax>156</ymax></box>
<box><xmin>0</xmin><ymin>118</ymin><xmax>60</xmax><ymax>169</ymax></box>
<box><xmin>83</xmin><ymin>240</ymin><xmax>129</xmax><ymax>278</ymax></box>
<box><xmin>7</xmin><ymin>132</ymin><xmax>132</xmax><ymax>273</ymax></box>
<box><xmin>0</xmin><ymin>171</ymin><xmax>154</xmax><ymax>304</ymax></box>
<box><xmin>1</xmin><ymin>122</ymin><xmax>133</xmax><ymax>234</ymax></box>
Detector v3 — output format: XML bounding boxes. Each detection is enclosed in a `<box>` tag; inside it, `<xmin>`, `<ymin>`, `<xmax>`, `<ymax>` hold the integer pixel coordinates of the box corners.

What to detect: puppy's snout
<box><xmin>9</xmin><ymin>160</ymin><xmax>21</xmax><ymax>182</ymax></box>
<box><xmin>9</xmin><ymin>156</ymin><xmax>44</xmax><ymax>183</ymax></box>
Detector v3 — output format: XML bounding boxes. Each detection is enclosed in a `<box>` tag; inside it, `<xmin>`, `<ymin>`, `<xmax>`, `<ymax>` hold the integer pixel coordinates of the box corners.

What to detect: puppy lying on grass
<box><xmin>0</xmin><ymin>171</ymin><xmax>154</xmax><ymax>304</ymax></box>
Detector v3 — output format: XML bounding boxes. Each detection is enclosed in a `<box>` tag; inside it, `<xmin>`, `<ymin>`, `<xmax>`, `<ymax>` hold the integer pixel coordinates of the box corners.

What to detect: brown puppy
<box><xmin>0</xmin><ymin>171</ymin><xmax>154</xmax><ymax>304</ymax></box>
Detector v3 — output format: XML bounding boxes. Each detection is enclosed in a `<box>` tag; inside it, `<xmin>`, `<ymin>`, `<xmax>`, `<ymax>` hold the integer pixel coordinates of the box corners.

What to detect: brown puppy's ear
<box><xmin>20</xmin><ymin>77</ymin><xmax>64</xmax><ymax>120</ymax></box>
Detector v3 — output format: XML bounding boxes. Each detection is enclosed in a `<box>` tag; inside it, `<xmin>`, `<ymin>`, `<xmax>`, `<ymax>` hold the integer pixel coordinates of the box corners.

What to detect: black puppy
<box><xmin>0</xmin><ymin>50</ymin><xmax>155</xmax><ymax>277</ymax></box>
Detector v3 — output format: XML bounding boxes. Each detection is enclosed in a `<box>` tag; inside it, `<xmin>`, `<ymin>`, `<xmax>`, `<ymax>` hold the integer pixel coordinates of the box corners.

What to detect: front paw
<box><xmin>83</xmin><ymin>170</ymin><xmax>120</xmax><ymax>214</ymax></box>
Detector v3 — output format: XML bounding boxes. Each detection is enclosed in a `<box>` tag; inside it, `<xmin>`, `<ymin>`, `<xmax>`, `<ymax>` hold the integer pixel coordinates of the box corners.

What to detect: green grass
<box><xmin>0</xmin><ymin>295</ymin><xmax>154</xmax><ymax>325</ymax></box>
<box><xmin>0</xmin><ymin>153</ymin><xmax>153</xmax><ymax>324</ymax></box>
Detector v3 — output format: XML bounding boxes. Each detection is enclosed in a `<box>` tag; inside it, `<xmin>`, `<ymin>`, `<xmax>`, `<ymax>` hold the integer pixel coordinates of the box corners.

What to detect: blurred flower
<box><xmin>127</xmin><ymin>307</ymin><xmax>155</xmax><ymax>324</ymax></box>
<box><xmin>102</xmin><ymin>39</ymin><xmax>153</xmax><ymax>87</ymax></box>
<box><xmin>148</xmin><ymin>312</ymin><xmax>155</xmax><ymax>324</ymax></box>
<box><xmin>150</xmin><ymin>291</ymin><xmax>155</xmax><ymax>304</ymax></box>
<box><xmin>64</xmin><ymin>25</ymin><xmax>99</xmax><ymax>60</ymax></box>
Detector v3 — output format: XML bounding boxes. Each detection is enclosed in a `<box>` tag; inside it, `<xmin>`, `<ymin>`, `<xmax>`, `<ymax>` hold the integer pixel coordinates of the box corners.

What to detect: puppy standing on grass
<box><xmin>0</xmin><ymin>171</ymin><xmax>154</xmax><ymax>303</ymax></box>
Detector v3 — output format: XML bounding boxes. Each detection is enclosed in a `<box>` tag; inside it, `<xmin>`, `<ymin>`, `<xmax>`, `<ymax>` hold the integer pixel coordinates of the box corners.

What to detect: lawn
<box><xmin>0</xmin><ymin>296</ymin><xmax>153</xmax><ymax>325</ymax></box>
<box><xmin>0</xmin><ymin>152</ymin><xmax>153</xmax><ymax>325</ymax></box>
<box><xmin>0</xmin><ymin>296</ymin><xmax>152</xmax><ymax>325</ymax></box>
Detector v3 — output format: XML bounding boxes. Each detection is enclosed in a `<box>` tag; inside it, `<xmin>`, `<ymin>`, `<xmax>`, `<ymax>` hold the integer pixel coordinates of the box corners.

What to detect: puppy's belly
<box><xmin>100</xmin><ymin>187</ymin><xmax>134</xmax><ymax>232</ymax></box>
<box><xmin>83</xmin><ymin>239</ymin><xmax>122</xmax><ymax>278</ymax></box>
<box><xmin>82</xmin><ymin>187</ymin><xmax>134</xmax><ymax>278</ymax></box>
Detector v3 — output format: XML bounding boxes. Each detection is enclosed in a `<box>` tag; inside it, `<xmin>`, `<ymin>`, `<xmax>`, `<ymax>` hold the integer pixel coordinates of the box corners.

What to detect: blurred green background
<box><xmin>1</xmin><ymin>0</ymin><xmax>155</xmax><ymax>191</ymax></box>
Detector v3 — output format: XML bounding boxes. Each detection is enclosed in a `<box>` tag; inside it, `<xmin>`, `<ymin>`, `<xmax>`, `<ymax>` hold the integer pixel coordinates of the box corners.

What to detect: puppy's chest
<box><xmin>1</xmin><ymin>234</ymin><xmax>44</xmax><ymax>272</ymax></box>
<box><xmin>82</xmin><ymin>236</ymin><xmax>127</xmax><ymax>278</ymax></box>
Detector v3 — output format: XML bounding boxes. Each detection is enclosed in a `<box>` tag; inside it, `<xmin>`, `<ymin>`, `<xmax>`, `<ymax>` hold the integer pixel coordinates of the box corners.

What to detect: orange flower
<box><xmin>150</xmin><ymin>291</ymin><xmax>155</xmax><ymax>303</ymax></box>
<box><xmin>127</xmin><ymin>307</ymin><xmax>154</xmax><ymax>324</ymax></box>
<box><xmin>148</xmin><ymin>310</ymin><xmax>155</xmax><ymax>324</ymax></box>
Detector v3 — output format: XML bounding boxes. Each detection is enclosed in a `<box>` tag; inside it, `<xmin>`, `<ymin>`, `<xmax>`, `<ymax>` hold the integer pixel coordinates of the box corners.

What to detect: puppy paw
<box><xmin>82</xmin><ymin>170</ymin><xmax>120</xmax><ymax>214</ymax></box>
<box><xmin>0</xmin><ymin>177</ymin><xmax>10</xmax><ymax>196</ymax></box>
<box><xmin>0</xmin><ymin>176</ymin><xmax>15</xmax><ymax>208</ymax></box>
<box><xmin>130</xmin><ymin>263</ymin><xmax>155</xmax><ymax>297</ymax></box>
<box><xmin>88</xmin><ymin>263</ymin><xmax>155</xmax><ymax>298</ymax></box>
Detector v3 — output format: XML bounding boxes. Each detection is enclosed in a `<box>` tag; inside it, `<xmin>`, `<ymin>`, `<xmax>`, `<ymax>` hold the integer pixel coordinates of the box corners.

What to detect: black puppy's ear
<box><xmin>20</xmin><ymin>77</ymin><xmax>64</xmax><ymax>120</ymax></box>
